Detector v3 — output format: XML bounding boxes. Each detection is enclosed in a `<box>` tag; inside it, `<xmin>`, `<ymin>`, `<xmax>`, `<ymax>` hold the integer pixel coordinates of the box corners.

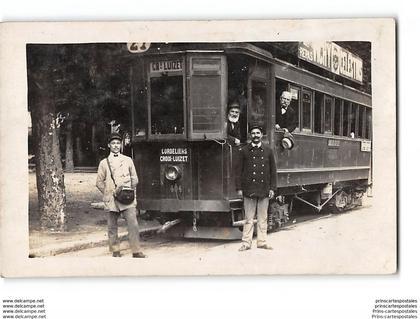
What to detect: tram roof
<box><xmin>134</xmin><ymin>42</ymin><xmax>372</xmax><ymax>106</ymax></box>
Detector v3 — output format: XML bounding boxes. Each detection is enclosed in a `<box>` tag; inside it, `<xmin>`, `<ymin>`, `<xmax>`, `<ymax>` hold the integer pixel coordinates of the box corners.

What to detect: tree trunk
<box><xmin>91</xmin><ymin>123</ymin><xmax>97</xmax><ymax>152</ymax></box>
<box><xmin>65</xmin><ymin>120</ymin><xmax>74</xmax><ymax>172</ymax></box>
<box><xmin>28</xmin><ymin>46</ymin><xmax>67</xmax><ymax>231</ymax></box>
<box><xmin>75</xmin><ymin>136</ymin><xmax>85</xmax><ymax>166</ymax></box>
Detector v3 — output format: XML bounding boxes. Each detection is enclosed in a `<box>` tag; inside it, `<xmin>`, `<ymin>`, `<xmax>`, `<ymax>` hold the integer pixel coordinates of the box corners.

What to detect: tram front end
<box><xmin>128</xmin><ymin>47</ymin><xmax>265</xmax><ymax>238</ymax></box>
<box><xmin>134</xmin><ymin>140</ymin><xmax>242</xmax><ymax>239</ymax></box>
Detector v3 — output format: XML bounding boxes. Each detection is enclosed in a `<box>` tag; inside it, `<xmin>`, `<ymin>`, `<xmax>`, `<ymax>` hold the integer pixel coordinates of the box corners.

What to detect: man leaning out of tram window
<box><xmin>275</xmin><ymin>91</ymin><xmax>298</xmax><ymax>133</ymax></box>
<box><xmin>96</xmin><ymin>132</ymin><xmax>146</xmax><ymax>258</ymax></box>
<box><xmin>227</xmin><ymin>101</ymin><xmax>242</xmax><ymax>146</ymax></box>
<box><xmin>236</xmin><ymin>124</ymin><xmax>276</xmax><ymax>251</ymax></box>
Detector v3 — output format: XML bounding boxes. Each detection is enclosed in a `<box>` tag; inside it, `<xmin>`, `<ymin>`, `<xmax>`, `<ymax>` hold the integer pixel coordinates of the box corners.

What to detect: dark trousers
<box><xmin>107</xmin><ymin>207</ymin><xmax>141</xmax><ymax>254</ymax></box>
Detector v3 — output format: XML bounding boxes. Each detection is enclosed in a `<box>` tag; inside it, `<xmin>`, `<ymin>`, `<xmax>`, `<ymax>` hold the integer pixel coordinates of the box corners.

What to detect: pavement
<box><xmin>27</xmin><ymin>194</ymin><xmax>397</xmax><ymax>275</ymax></box>
<box><xmin>29</xmin><ymin>217</ymin><xmax>163</xmax><ymax>257</ymax></box>
<box><xmin>29</xmin><ymin>208</ymin><xmax>332</xmax><ymax>257</ymax></box>
<box><xmin>54</xmin><ymin>197</ymin><xmax>396</xmax><ymax>276</ymax></box>
<box><xmin>29</xmin><ymin>172</ymin><xmax>391</xmax><ymax>274</ymax></box>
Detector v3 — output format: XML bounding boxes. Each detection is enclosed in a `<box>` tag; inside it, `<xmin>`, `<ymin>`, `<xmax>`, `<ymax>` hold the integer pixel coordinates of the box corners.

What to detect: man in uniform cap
<box><xmin>236</xmin><ymin>125</ymin><xmax>276</xmax><ymax>251</ymax></box>
<box><xmin>96</xmin><ymin>132</ymin><xmax>146</xmax><ymax>258</ymax></box>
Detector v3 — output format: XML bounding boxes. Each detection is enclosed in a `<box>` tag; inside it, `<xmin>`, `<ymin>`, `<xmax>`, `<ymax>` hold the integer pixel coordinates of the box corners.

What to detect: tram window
<box><xmin>289</xmin><ymin>86</ymin><xmax>300</xmax><ymax>132</ymax></box>
<box><xmin>366</xmin><ymin>108</ymin><xmax>372</xmax><ymax>139</ymax></box>
<box><xmin>314</xmin><ymin>92</ymin><xmax>323</xmax><ymax>134</ymax></box>
<box><xmin>324</xmin><ymin>96</ymin><xmax>333</xmax><ymax>133</ymax></box>
<box><xmin>191</xmin><ymin>76</ymin><xmax>221</xmax><ymax>132</ymax></box>
<box><xmin>276</xmin><ymin>80</ymin><xmax>299</xmax><ymax>133</ymax></box>
<box><xmin>249</xmin><ymin>81</ymin><xmax>267</xmax><ymax>133</ymax></box>
<box><xmin>334</xmin><ymin>98</ymin><xmax>342</xmax><ymax>136</ymax></box>
<box><xmin>343</xmin><ymin>101</ymin><xmax>350</xmax><ymax>137</ymax></box>
<box><xmin>150</xmin><ymin>76</ymin><xmax>184</xmax><ymax>135</ymax></box>
<box><xmin>358</xmin><ymin>105</ymin><xmax>365</xmax><ymax>138</ymax></box>
<box><xmin>301</xmin><ymin>90</ymin><xmax>312</xmax><ymax>131</ymax></box>
<box><xmin>350</xmin><ymin>103</ymin><xmax>357</xmax><ymax>138</ymax></box>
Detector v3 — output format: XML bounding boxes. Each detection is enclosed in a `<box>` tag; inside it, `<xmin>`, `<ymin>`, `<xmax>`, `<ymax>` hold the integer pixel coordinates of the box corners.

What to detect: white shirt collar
<box><xmin>251</xmin><ymin>142</ymin><xmax>262</xmax><ymax>148</ymax></box>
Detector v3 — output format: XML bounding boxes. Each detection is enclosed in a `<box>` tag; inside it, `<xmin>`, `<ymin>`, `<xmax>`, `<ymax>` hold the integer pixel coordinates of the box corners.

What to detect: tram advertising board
<box><xmin>298</xmin><ymin>42</ymin><xmax>363</xmax><ymax>84</ymax></box>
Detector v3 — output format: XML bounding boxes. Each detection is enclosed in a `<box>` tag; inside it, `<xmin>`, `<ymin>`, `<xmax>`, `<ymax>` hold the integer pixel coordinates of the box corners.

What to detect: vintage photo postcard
<box><xmin>0</xmin><ymin>19</ymin><xmax>396</xmax><ymax>277</ymax></box>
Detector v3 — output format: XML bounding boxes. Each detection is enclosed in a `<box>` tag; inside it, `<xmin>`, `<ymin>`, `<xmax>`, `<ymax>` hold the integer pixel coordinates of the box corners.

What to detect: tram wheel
<box><xmin>331</xmin><ymin>190</ymin><xmax>348</xmax><ymax>214</ymax></box>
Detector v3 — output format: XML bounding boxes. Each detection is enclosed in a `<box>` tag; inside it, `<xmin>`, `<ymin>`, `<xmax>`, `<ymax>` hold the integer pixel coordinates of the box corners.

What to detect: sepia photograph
<box><xmin>0</xmin><ymin>19</ymin><xmax>396</xmax><ymax>277</ymax></box>
<box><xmin>1</xmin><ymin>5</ymin><xmax>414</xmax><ymax>317</ymax></box>
<box><xmin>27</xmin><ymin>41</ymin><xmax>375</xmax><ymax>258</ymax></box>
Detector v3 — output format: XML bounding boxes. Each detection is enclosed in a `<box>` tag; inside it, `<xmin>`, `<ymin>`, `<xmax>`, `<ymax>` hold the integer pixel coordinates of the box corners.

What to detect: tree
<box><xmin>64</xmin><ymin>118</ymin><xmax>74</xmax><ymax>171</ymax></box>
<box><xmin>53</xmin><ymin>44</ymin><xmax>130</xmax><ymax>168</ymax></box>
<box><xmin>27</xmin><ymin>45</ymin><xmax>67</xmax><ymax>231</ymax></box>
<box><xmin>27</xmin><ymin>43</ymin><xmax>133</xmax><ymax>231</ymax></box>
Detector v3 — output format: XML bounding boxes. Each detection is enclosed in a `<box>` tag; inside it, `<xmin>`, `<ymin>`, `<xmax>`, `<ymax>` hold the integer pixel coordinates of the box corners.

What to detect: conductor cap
<box><xmin>108</xmin><ymin>132</ymin><xmax>122</xmax><ymax>143</ymax></box>
<box><xmin>249</xmin><ymin>124</ymin><xmax>263</xmax><ymax>133</ymax></box>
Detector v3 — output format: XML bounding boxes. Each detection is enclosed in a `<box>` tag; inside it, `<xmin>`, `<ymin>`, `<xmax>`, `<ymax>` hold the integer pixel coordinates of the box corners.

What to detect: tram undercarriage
<box><xmin>140</xmin><ymin>181</ymin><xmax>369</xmax><ymax>240</ymax></box>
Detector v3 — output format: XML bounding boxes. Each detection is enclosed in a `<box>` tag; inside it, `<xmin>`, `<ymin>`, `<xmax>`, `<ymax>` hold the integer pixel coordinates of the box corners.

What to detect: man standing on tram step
<box><xmin>275</xmin><ymin>91</ymin><xmax>298</xmax><ymax>133</ymax></box>
<box><xmin>236</xmin><ymin>125</ymin><xmax>276</xmax><ymax>251</ymax></box>
<box><xmin>227</xmin><ymin>101</ymin><xmax>242</xmax><ymax>146</ymax></box>
<box><xmin>96</xmin><ymin>132</ymin><xmax>146</xmax><ymax>258</ymax></box>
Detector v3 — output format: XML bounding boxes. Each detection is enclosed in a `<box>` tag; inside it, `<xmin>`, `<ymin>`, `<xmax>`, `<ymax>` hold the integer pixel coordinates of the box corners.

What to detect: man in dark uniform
<box><xmin>275</xmin><ymin>91</ymin><xmax>298</xmax><ymax>133</ymax></box>
<box><xmin>236</xmin><ymin>125</ymin><xmax>276</xmax><ymax>251</ymax></box>
<box><xmin>227</xmin><ymin>101</ymin><xmax>241</xmax><ymax>145</ymax></box>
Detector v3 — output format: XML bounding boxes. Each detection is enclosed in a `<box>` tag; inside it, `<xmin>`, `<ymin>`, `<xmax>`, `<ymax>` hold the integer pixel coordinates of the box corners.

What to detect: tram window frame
<box><xmin>148</xmin><ymin>57</ymin><xmax>186</xmax><ymax>139</ymax></box>
<box><xmin>301</xmin><ymin>88</ymin><xmax>313</xmax><ymax>133</ymax></box>
<box><xmin>247</xmin><ymin>61</ymin><xmax>272</xmax><ymax>137</ymax></box>
<box><xmin>189</xmin><ymin>55</ymin><xmax>226</xmax><ymax>139</ymax></box>
<box><xmin>248</xmin><ymin>79</ymin><xmax>269</xmax><ymax>135</ymax></box>
<box><xmin>365</xmin><ymin>107</ymin><xmax>372</xmax><ymax>140</ymax></box>
<box><xmin>275</xmin><ymin>79</ymin><xmax>296</xmax><ymax>134</ymax></box>
<box><xmin>314</xmin><ymin>92</ymin><xmax>323</xmax><ymax>134</ymax></box>
<box><xmin>288</xmin><ymin>85</ymin><xmax>301</xmax><ymax>133</ymax></box>
<box><xmin>350</xmin><ymin>102</ymin><xmax>358</xmax><ymax>138</ymax></box>
<box><xmin>334</xmin><ymin>98</ymin><xmax>343</xmax><ymax>136</ymax></box>
<box><xmin>358</xmin><ymin>105</ymin><xmax>366</xmax><ymax>139</ymax></box>
<box><xmin>324</xmin><ymin>95</ymin><xmax>333</xmax><ymax>135</ymax></box>
<box><xmin>342</xmin><ymin>100</ymin><xmax>350</xmax><ymax>137</ymax></box>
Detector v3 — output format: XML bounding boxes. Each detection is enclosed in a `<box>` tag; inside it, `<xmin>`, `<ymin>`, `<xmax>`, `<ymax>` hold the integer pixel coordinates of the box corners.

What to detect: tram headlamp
<box><xmin>164</xmin><ymin>165</ymin><xmax>182</xmax><ymax>181</ymax></box>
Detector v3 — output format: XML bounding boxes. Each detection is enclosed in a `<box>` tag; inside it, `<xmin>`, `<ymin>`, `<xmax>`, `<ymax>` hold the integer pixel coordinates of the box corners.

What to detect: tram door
<box><xmin>247</xmin><ymin>61</ymin><xmax>273</xmax><ymax>144</ymax></box>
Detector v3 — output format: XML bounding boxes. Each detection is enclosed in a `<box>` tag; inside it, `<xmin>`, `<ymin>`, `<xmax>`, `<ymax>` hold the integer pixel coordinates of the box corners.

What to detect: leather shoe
<box><xmin>132</xmin><ymin>252</ymin><xmax>147</xmax><ymax>258</ymax></box>
<box><xmin>257</xmin><ymin>244</ymin><xmax>273</xmax><ymax>250</ymax></box>
<box><xmin>112</xmin><ymin>251</ymin><xmax>122</xmax><ymax>257</ymax></box>
<box><xmin>238</xmin><ymin>245</ymin><xmax>251</xmax><ymax>252</ymax></box>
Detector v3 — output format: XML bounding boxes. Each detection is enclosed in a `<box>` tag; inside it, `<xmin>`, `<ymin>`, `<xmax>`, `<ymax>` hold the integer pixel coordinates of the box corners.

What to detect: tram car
<box><xmin>127</xmin><ymin>42</ymin><xmax>372</xmax><ymax>239</ymax></box>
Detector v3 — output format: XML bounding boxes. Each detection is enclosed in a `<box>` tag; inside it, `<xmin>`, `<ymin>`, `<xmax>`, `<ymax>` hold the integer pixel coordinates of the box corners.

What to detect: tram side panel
<box><xmin>274</xmin><ymin>133</ymin><xmax>371</xmax><ymax>189</ymax></box>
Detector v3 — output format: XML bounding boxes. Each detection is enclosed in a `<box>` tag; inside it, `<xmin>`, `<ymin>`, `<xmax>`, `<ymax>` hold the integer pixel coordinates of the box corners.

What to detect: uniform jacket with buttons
<box><xmin>236</xmin><ymin>142</ymin><xmax>277</xmax><ymax>198</ymax></box>
<box><xmin>96</xmin><ymin>153</ymin><xmax>138</xmax><ymax>212</ymax></box>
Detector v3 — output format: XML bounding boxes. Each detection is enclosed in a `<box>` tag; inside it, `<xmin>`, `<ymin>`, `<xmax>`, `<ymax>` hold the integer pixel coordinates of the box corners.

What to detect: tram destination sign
<box><xmin>298</xmin><ymin>42</ymin><xmax>363</xmax><ymax>84</ymax></box>
<box><xmin>150</xmin><ymin>60</ymin><xmax>183</xmax><ymax>73</ymax></box>
<box><xmin>160</xmin><ymin>147</ymin><xmax>190</xmax><ymax>163</ymax></box>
